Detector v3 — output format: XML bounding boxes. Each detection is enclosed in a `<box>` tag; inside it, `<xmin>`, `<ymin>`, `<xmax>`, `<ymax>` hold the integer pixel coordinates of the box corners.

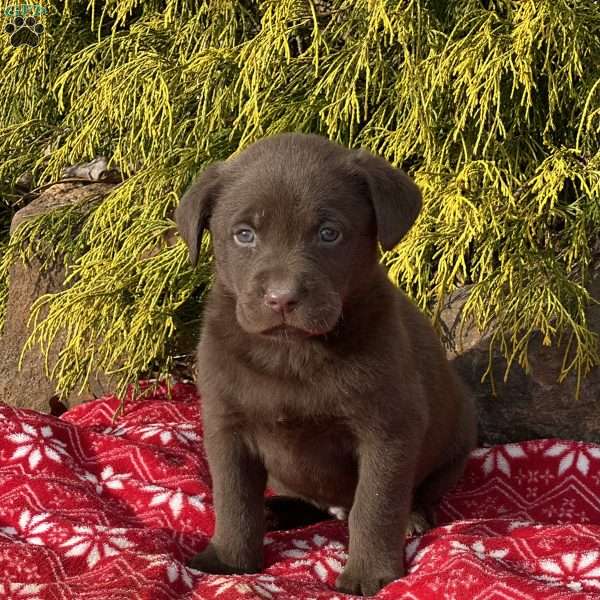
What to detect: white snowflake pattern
<box><xmin>280</xmin><ymin>534</ymin><xmax>347</xmax><ymax>582</ymax></box>
<box><xmin>81</xmin><ymin>466</ymin><xmax>132</xmax><ymax>494</ymax></box>
<box><xmin>539</xmin><ymin>535</ymin><xmax>563</xmax><ymax>553</ymax></box>
<box><xmin>205</xmin><ymin>575</ymin><xmax>283</xmax><ymax>599</ymax></box>
<box><xmin>142</xmin><ymin>485</ymin><xmax>206</xmax><ymax>518</ymax></box>
<box><xmin>102</xmin><ymin>423</ymin><xmax>131</xmax><ymax>437</ymax></box>
<box><xmin>7</xmin><ymin>424</ymin><xmax>69</xmax><ymax>469</ymax></box>
<box><xmin>0</xmin><ymin>583</ymin><xmax>45</xmax><ymax>599</ymax></box>
<box><xmin>470</xmin><ymin>443</ymin><xmax>527</xmax><ymax>476</ymax></box>
<box><xmin>146</xmin><ymin>556</ymin><xmax>194</xmax><ymax>588</ymax></box>
<box><xmin>450</xmin><ymin>539</ymin><xmax>509</xmax><ymax>562</ymax></box>
<box><xmin>137</xmin><ymin>423</ymin><xmax>200</xmax><ymax>446</ymax></box>
<box><xmin>514</xmin><ymin>467</ymin><xmax>555</xmax><ymax>487</ymax></box>
<box><xmin>538</xmin><ymin>467</ymin><xmax>556</xmax><ymax>485</ymax></box>
<box><xmin>557</xmin><ymin>498</ymin><xmax>577</xmax><ymax>520</ymax></box>
<box><xmin>0</xmin><ymin>559</ymin><xmax>44</xmax><ymax>582</ymax></box>
<box><xmin>544</xmin><ymin>442</ymin><xmax>600</xmax><ymax>476</ymax></box>
<box><xmin>15</xmin><ymin>510</ymin><xmax>54</xmax><ymax>545</ymax></box>
<box><xmin>539</xmin><ymin>551</ymin><xmax>600</xmax><ymax>592</ymax></box>
<box><xmin>525</xmin><ymin>485</ymin><xmax>538</xmax><ymax>500</ymax></box>
<box><xmin>540</xmin><ymin>498</ymin><xmax>590</xmax><ymax>523</ymax></box>
<box><xmin>60</xmin><ymin>524</ymin><xmax>132</xmax><ymax>568</ymax></box>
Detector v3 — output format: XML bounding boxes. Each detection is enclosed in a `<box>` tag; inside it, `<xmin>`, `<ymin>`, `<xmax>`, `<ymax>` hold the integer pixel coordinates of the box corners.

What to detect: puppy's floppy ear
<box><xmin>349</xmin><ymin>149</ymin><xmax>422</xmax><ymax>251</ymax></box>
<box><xmin>175</xmin><ymin>162</ymin><xmax>222</xmax><ymax>266</ymax></box>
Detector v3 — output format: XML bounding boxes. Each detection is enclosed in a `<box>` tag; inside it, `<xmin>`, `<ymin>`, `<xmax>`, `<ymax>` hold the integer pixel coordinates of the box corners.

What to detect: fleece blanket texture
<box><xmin>0</xmin><ymin>381</ymin><xmax>599</xmax><ymax>599</ymax></box>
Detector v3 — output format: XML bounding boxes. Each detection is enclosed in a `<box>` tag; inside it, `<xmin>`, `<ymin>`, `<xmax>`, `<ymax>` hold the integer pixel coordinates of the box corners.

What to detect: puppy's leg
<box><xmin>336</xmin><ymin>439</ymin><xmax>416</xmax><ymax>597</ymax></box>
<box><xmin>415</xmin><ymin>451</ymin><xmax>471</xmax><ymax>526</ymax></box>
<box><xmin>188</xmin><ymin>424</ymin><xmax>266</xmax><ymax>574</ymax></box>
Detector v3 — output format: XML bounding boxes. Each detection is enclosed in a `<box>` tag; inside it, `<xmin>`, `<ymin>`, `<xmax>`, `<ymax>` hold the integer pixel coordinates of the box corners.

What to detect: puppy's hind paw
<box><xmin>405</xmin><ymin>509</ymin><xmax>432</xmax><ymax>537</ymax></box>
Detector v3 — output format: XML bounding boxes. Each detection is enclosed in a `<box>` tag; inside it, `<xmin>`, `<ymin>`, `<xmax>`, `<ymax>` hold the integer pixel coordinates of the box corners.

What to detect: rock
<box><xmin>0</xmin><ymin>256</ymin><xmax>115</xmax><ymax>414</ymax></box>
<box><xmin>10</xmin><ymin>181</ymin><xmax>115</xmax><ymax>235</ymax></box>
<box><xmin>440</xmin><ymin>271</ymin><xmax>600</xmax><ymax>445</ymax></box>
<box><xmin>0</xmin><ymin>181</ymin><xmax>118</xmax><ymax>414</ymax></box>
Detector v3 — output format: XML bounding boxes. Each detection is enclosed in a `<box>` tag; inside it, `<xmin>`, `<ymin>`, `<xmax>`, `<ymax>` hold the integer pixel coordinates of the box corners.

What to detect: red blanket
<box><xmin>1</xmin><ymin>382</ymin><xmax>599</xmax><ymax>599</ymax></box>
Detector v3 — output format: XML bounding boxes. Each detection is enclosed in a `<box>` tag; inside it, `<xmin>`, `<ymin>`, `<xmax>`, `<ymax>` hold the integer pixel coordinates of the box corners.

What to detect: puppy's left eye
<box><xmin>234</xmin><ymin>227</ymin><xmax>256</xmax><ymax>246</ymax></box>
<box><xmin>319</xmin><ymin>226</ymin><xmax>341</xmax><ymax>244</ymax></box>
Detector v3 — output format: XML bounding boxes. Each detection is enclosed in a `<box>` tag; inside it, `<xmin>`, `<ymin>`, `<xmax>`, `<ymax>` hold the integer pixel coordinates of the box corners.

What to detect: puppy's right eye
<box><xmin>234</xmin><ymin>227</ymin><xmax>256</xmax><ymax>246</ymax></box>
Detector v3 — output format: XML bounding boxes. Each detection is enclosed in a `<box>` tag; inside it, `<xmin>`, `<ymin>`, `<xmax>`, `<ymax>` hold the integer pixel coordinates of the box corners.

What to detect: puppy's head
<box><xmin>176</xmin><ymin>133</ymin><xmax>421</xmax><ymax>339</ymax></box>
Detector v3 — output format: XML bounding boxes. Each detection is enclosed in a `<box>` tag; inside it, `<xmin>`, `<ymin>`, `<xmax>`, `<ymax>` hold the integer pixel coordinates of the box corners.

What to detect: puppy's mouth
<box><xmin>260</xmin><ymin>324</ymin><xmax>315</xmax><ymax>339</ymax></box>
<box><xmin>235</xmin><ymin>295</ymin><xmax>343</xmax><ymax>340</ymax></box>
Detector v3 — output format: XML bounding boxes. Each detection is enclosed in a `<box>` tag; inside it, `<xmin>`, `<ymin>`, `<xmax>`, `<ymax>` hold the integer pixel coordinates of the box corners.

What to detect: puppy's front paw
<box><xmin>335</xmin><ymin>561</ymin><xmax>403</xmax><ymax>597</ymax></box>
<box><xmin>187</xmin><ymin>542</ymin><xmax>262</xmax><ymax>575</ymax></box>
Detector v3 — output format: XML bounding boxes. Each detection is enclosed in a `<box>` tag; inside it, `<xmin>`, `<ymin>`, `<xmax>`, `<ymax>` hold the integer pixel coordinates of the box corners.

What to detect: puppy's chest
<box><xmin>237</xmin><ymin>383</ymin><xmax>355</xmax><ymax>458</ymax></box>
<box><xmin>247</xmin><ymin>410</ymin><xmax>358</xmax><ymax>505</ymax></box>
<box><xmin>242</xmin><ymin>393</ymin><xmax>349</xmax><ymax>445</ymax></box>
<box><xmin>250</xmin><ymin>410</ymin><xmax>348</xmax><ymax>441</ymax></box>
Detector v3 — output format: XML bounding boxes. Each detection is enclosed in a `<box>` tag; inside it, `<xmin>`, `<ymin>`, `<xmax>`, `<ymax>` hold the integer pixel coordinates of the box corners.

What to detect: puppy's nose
<box><xmin>265</xmin><ymin>288</ymin><xmax>299</xmax><ymax>314</ymax></box>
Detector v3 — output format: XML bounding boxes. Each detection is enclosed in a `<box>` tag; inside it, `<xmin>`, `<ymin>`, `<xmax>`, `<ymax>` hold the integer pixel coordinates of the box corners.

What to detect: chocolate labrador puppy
<box><xmin>175</xmin><ymin>133</ymin><xmax>477</xmax><ymax>596</ymax></box>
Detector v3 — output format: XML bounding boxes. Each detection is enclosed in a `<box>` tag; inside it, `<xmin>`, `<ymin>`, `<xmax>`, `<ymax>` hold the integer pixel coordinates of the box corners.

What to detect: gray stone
<box><xmin>440</xmin><ymin>272</ymin><xmax>600</xmax><ymax>445</ymax></box>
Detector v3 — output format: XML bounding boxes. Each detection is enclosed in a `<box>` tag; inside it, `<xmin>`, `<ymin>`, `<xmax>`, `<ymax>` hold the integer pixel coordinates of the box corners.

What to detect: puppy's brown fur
<box><xmin>176</xmin><ymin>133</ymin><xmax>477</xmax><ymax>596</ymax></box>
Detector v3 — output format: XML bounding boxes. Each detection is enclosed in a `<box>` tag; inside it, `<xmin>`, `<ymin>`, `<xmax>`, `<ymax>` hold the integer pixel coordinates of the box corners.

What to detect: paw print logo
<box><xmin>4</xmin><ymin>16</ymin><xmax>44</xmax><ymax>47</ymax></box>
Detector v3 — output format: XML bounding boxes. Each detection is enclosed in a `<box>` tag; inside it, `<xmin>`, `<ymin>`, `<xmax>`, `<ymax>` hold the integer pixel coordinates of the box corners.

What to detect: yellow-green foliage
<box><xmin>0</xmin><ymin>0</ymin><xmax>598</xmax><ymax>399</ymax></box>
